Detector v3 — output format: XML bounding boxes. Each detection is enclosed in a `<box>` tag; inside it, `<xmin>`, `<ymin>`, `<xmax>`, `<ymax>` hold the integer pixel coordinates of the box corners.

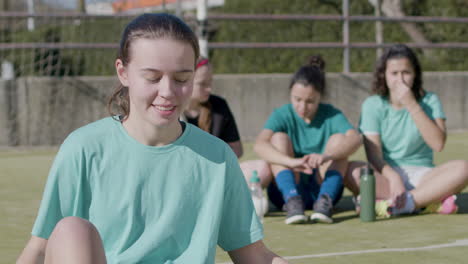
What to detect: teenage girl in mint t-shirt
<box><xmin>17</xmin><ymin>13</ymin><xmax>288</xmax><ymax>264</ymax></box>
<box><xmin>347</xmin><ymin>44</ymin><xmax>468</xmax><ymax>217</ymax></box>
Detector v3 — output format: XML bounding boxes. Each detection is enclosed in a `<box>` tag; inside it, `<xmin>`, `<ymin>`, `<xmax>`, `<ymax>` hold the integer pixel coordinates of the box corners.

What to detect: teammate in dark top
<box><xmin>184</xmin><ymin>58</ymin><xmax>243</xmax><ymax>158</ymax></box>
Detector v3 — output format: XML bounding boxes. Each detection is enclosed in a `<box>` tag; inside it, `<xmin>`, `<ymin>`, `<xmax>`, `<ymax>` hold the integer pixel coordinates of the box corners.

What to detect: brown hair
<box><xmin>289</xmin><ymin>55</ymin><xmax>326</xmax><ymax>95</ymax></box>
<box><xmin>372</xmin><ymin>44</ymin><xmax>424</xmax><ymax>101</ymax></box>
<box><xmin>195</xmin><ymin>57</ymin><xmax>212</xmax><ymax>132</ymax></box>
<box><xmin>107</xmin><ymin>13</ymin><xmax>200</xmax><ymax>120</ymax></box>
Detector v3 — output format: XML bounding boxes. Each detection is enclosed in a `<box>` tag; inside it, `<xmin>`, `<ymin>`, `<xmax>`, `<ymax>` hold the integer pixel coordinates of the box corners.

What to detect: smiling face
<box><xmin>192</xmin><ymin>64</ymin><xmax>213</xmax><ymax>103</ymax></box>
<box><xmin>385</xmin><ymin>57</ymin><xmax>415</xmax><ymax>95</ymax></box>
<box><xmin>116</xmin><ymin>38</ymin><xmax>195</xmax><ymax>129</ymax></box>
<box><xmin>290</xmin><ymin>82</ymin><xmax>321</xmax><ymax>123</ymax></box>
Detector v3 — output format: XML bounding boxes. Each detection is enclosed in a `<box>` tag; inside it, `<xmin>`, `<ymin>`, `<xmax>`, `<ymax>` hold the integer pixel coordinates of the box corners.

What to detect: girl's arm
<box><xmin>363</xmin><ymin>134</ymin><xmax>386</xmax><ymax>173</ymax></box>
<box><xmin>364</xmin><ymin>134</ymin><xmax>407</xmax><ymax>207</ymax></box>
<box><xmin>305</xmin><ymin>129</ymin><xmax>362</xmax><ymax>168</ymax></box>
<box><xmin>324</xmin><ymin>129</ymin><xmax>362</xmax><ymax>160</ymax></box>
<box><xmin>395</xmin><ymin>78</ymin><xmax>446</xmax><ymax>151</ymax></box>
<box><xmin>228</xmin><ymin>240</ymin><xmax>289</xmax><ymax>264</ymax></box>
<box><xmin>254</xmin><ymin>129</ymin><xmax>294</xmax><ymax>167</ymax></box>
<box><xmin>17</xmin><ymin>236</ymin><xmax>47</xmax><ymax>264</ymax></box>
<box><xmin>408</xmin><ymin>105</ymin><xmax>446</xmax><ymax>152</ymax></box>
<box><xmin>254</xmin><ymin>129</ymin><xmax>311</xmax><ymax>173</ymax></box>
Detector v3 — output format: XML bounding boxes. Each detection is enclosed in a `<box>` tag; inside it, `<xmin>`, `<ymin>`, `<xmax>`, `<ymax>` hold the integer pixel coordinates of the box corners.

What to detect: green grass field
<box><xmin>2</xmin><ymin>133</ymin><xmax>468</xmax><ymax>263</ymax></box>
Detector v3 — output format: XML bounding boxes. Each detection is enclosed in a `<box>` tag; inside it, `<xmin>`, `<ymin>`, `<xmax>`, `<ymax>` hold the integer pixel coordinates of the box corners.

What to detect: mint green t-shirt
<box><xmin>359</xmin><ymin>92</ymin><xmax>446</xmax><ymax>167</ymax></box>
<box><xmin>32</xmin><ymin>117</ymin><xmax>263</xmax><ymax>263</ymax></box>
<box><xmin>264</xmin><ymin>103</ymin><xmax>354</xmax><ymax>157</ymax></box>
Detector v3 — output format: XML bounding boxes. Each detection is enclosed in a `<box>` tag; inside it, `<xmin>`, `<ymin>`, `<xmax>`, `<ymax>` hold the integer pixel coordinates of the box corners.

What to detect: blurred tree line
<box><xmin>209</xmin><ymin>0</ymin><xmax>468</xmax><ymax>73</ymax></box>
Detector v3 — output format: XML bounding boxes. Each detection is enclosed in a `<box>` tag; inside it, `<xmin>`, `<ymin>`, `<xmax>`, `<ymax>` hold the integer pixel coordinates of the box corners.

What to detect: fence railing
<box><xmin>1</xmin><ymin>3</ymin><xmax>468</xmax><ymax>75</ymax></box>
<box><xmin>192</xmin><ymin>13</ymin><xmax>468</xmax><ymax>72</ymax></box>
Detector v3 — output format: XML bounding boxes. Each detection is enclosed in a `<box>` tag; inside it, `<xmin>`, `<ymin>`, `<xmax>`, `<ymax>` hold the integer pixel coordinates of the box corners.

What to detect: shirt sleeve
<box><xmin>328</xmin><ymin>106</ymin><xmax>355</xmax><ymax>134</ymax></box>
<box><xmin>264</xmin><ymin>106</ymin><xmax>287</xmax><ymax>133</ymax></box>
<box><xmin>31</xmin><ymin>134</ymin><xmax>91</xmax><ymax>239</ymax></box>
<box><xmin>217</xmin><ymin>149</ymin><xmax>263</xmax><ymax>251</ymax></box>
<box><xmin>359</xmin><ymin>96</ymin><xmax>382</xmax><ymax>135</ymax></box>
<box><xmin>426</xmin><ymin>93</ymin><xmax>446</xmax><ymax>120</ymax></box>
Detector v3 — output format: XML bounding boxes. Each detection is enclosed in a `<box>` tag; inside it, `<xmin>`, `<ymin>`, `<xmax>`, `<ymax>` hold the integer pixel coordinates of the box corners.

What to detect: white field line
<box><xmin>218</xmin><ymin>239</ymin><xmax>468</xmax><ymax>263</ymax></box>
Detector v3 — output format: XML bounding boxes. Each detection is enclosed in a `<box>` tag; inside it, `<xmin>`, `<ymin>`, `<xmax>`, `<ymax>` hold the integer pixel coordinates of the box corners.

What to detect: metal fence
<box><xmin>194</xmin><ymin>12</ymin><xmax>468</xmax><ymax>73</ymax></box>
<box><xmin>1</xmin><ymin>0</ymin><xmax>467</xmax><ymax>77</ymax></box>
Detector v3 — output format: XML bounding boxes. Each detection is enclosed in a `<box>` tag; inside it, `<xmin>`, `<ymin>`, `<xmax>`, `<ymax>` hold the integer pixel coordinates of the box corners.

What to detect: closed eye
<box><xmin>174</xmin><ymin>78</ymin><xmax>189</xmax><ymax>83</ymax></box>
<box><xmin>147</xmin><ymin>77</ymin><xmax>162</xmax><ymax>83</ymax></box>
<box><xmin>174</xmin><ymin>72</ymin><xmax>192</xmax><ymax>83</ymax></box>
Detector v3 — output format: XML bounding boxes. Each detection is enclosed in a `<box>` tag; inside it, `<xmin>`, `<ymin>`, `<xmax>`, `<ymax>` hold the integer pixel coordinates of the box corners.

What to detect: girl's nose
<box><xmin>159</xmin><ymin>76</ymin><xmax>175</xmax><ymax>98</ymax></box>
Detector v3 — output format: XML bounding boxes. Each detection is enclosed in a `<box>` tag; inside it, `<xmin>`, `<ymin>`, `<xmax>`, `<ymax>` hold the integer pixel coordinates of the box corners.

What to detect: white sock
<box><xmin>391</xmin><ymin>192</ymin><xmax>416</xmax><ymax>215</ymax></box>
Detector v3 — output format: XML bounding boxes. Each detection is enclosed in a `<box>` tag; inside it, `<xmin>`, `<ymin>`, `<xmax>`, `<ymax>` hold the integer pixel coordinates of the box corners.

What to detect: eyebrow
<box><xmin>141</xmin><ymin>68</ymin><xmax>193</xmax><ymax>73</ymax></box>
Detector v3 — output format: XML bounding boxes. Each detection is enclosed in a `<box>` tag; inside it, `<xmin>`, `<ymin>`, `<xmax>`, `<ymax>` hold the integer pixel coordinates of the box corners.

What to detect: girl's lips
<box><xmin>154</xmin><ymin>105</ymin><xmax>175</xmax><ymax>111</ymax></box>
<box><xmin>153</xmin><ymin>104</ymin><xmax>176</xmax><ymax>116</ymax></box>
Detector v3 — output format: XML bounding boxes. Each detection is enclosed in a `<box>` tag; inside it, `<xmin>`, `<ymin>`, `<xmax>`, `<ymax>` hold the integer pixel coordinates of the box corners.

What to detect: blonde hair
<box><xmin>194</xmin><ymin>57</ymin><xmax>212</xmax><ymax>132</ymax></box>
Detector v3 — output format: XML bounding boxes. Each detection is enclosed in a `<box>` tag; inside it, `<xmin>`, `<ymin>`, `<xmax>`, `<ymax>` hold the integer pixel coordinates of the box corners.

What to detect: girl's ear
<box><xmin>116</xmin><ymin>59</ymin><xmax>129</xmax><ymax>87</ymax></box>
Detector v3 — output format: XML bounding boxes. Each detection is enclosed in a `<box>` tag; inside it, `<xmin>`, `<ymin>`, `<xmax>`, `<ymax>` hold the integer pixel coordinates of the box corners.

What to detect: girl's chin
<box><xmin>150</xmin><ymin>117</ymin><xmax>178</xmax><ymax>128</ymax></box>
<box><xmin>149</xmin><ymin>110</ymin><xmax>180</xmax><ymax>123</ymax></box>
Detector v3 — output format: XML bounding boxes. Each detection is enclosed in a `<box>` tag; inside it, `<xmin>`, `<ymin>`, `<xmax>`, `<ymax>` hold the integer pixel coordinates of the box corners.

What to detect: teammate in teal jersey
<box><xmin>347</xmin><ymin>44</ymin><xmax>468</xmax><ymax>217</ymax></box>
<box><xmin>17</xmin><ymin>13</ymin><xmax>288</xmax><ymax>264</ymax></box>
<box><xmin>253</xmin><ymin>55</ymin><xmax>361</xmax><ymax>225</ymax></box>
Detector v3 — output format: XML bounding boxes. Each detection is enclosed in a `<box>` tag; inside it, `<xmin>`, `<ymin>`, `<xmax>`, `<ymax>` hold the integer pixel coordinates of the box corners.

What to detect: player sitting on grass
<box><xmin>346</xmin><ymin>44</ymin><xmax>468</xmax><ymax>217</ymax></box>
<box><xmin>252</xmin><ymin>55</ymin><xmax>361</xmax><ymax>225</ymax></box>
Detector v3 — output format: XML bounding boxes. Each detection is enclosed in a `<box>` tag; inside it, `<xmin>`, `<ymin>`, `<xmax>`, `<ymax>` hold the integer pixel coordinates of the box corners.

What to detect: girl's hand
<box><xmin>305</xmin><ymin>153</ymin><xmax>331</xmax><ymax>169</ymax></box>
<box><xmin>382</xmin><ymin>167</ymin><xmax>407</xmax><ymax>209</ymax></box>
<box><xmin>389</xmin><ymin>177</ymin><xmax>407</xmax><ymax>209</ymax></box>
<box><xmin>394</xmin><ymin>76</ymin><xmax>417</xmax><ymax>109</ymax></box>
<box><xmin>288</xmin><ymin>156</ymin><xmax>313</xmax><ymax>175</ymax></box>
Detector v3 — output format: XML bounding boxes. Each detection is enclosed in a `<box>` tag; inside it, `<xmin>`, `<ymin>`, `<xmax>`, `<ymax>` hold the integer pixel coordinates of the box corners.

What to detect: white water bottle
<box><xmin>249</xmin><ymin>170</ymin><xmax>265</xmax><ymax>223</ymax></box>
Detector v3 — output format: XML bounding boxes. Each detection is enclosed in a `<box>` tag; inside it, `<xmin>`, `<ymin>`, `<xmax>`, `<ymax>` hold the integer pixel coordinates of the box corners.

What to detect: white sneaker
<box><xmin>310</xmin><ymin>194</ymin><xmax>333</xmax><ymax>224</ymax></box>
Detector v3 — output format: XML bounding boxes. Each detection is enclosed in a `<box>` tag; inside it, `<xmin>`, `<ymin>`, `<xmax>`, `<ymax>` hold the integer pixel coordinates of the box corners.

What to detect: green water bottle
<box><xmin>360</xmin><ymin>166</ymin><xmax>376</xmax><ymax>222</ymax></box>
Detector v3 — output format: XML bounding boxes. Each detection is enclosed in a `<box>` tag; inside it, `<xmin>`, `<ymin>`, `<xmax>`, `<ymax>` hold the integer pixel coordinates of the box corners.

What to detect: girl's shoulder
<box><xmin>209</xmin><ymin>94</ymin><xmax>233</xmax><ymax>113</ymax></box>
<box><xmin>55</xmin><ymin>117</ymin><xmax>117</xmax><ymax>159</ymax></box>
<box><xmin>421</xmin><ymin>91</ymin><xmax>439</xmax><ymax>102</ymax></box>
<box><xmin>209</xmin><ymin>94</ymin><xmax>229</xmax><ymax>108</ymax></box>
<box><xmin>209</xmin><ymin>94</ymin><xmax>227</xmax><ymax>103</ymax></box>
<box><xmin>184</xmin><ymin>123</ymin><xmax>236</xmax><ymax>159</ymax></box>
<box><xmin>363</xmin><ymin>95</ymin><xmax>388</xmax><ymax>108</ymax></box>
<box><xmin>279</xmin><ymin>104</ymin><xmax>297</xmax><ymax>118</ymax></box>
<box><xmin>269</xmin><ymin>103</ymin><xmax>293</xmax><ymax>115</ymax></box>
<box><xmin>279</xmin><ymin>103</ymin><xmax>293</xmax><ymax>111</ymax></box>
<box><xmin>62</xmin><ymin>117</ymin><xmax>117</xmax><ymax>149</ymax></box>
<box><xmin>68</xmin><ymin>117</ymin><xmax>116</xmax><ymax>140</ymax></box>
<box><xmin>319</xmin><ymin>103</ymin><xmax>341</xmax><ymax>112</ymax></box>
